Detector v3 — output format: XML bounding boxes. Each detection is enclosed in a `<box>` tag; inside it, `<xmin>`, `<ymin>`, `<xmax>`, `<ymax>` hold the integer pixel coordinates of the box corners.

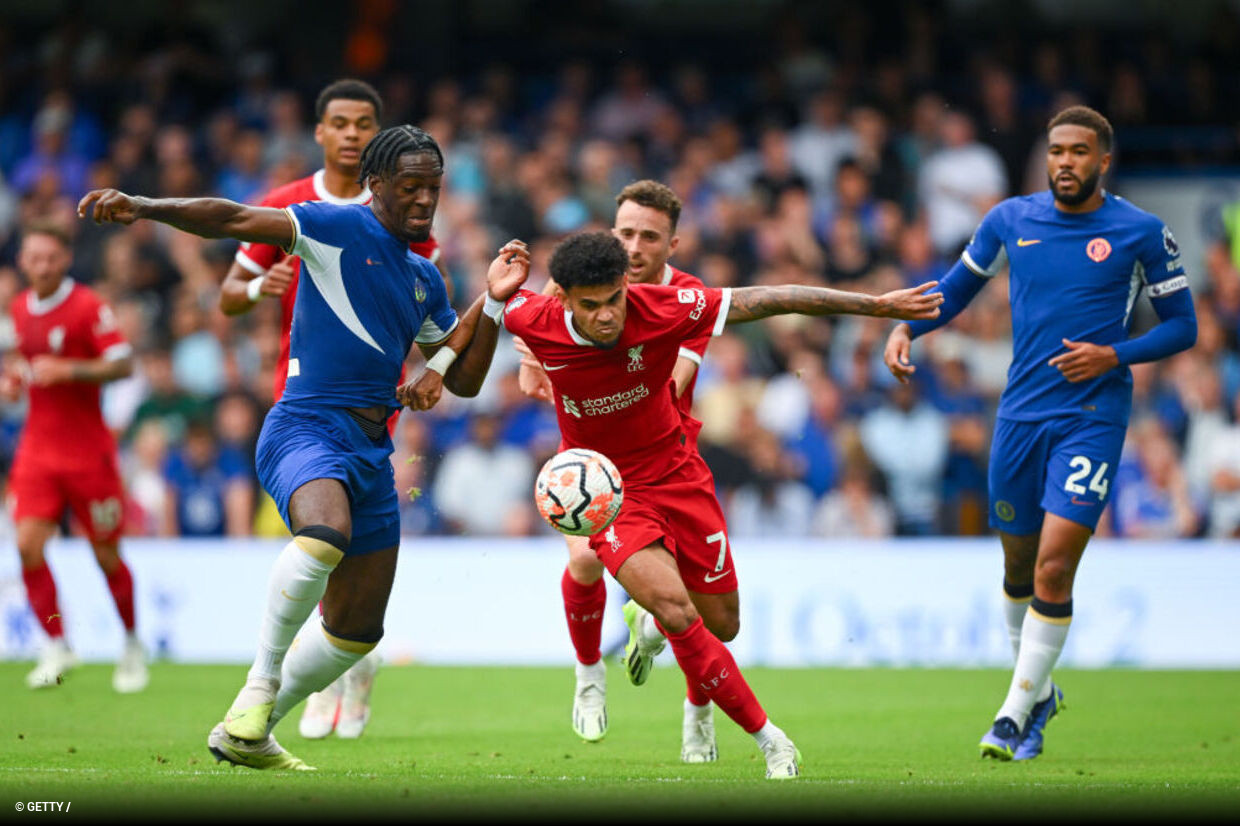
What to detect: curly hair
<box><xmin>548</xmin><ymin>231</ymin><xmax>629</xmax><ymax>290</ymax></box>
<box><xmin>1048</xmin><ymin>105</ymin><xmax>1113</xmax><ymax>153</ymax></box>
<box><xmin>357</xmin><ymin>125</ymin><xmax>443</xmax><ymax>185</ymax></box>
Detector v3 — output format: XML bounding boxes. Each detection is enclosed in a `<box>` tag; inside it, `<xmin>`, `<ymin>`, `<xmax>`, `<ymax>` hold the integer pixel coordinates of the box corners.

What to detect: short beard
<box><xmin>1049</xmin><ymin>169</ymin><xmax>1100</xmax><ymax>207</ymax></box>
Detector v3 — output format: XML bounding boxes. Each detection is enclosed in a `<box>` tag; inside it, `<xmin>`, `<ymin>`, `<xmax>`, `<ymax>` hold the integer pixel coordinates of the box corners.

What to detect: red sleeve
<box><xmin>84</xmin><ymin>293</ymin><xmax>129</xmax><ymax>358</ymax></box>
<box><xmin>647</xmin><ymin>285</ymin><xmax>731</xmax><ymax>344</ymax></box>
<box><xmin>500</xmin><ymin>289</ymin><xmax>541</xmax><ymax>336</ymax></box>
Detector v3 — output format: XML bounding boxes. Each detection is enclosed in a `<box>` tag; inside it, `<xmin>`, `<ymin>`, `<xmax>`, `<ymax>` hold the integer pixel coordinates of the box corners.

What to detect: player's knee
<box><xmin>645</xmin><ymin>592</ymin><xmax>697</xmax><ymax>635</ymax></box>
<box><xmin>1034</xmin><ymin>555</ymin><xmax>1076</xmax><ymax>594</ymax></box>
<box><xmin>91</xmin><ymin>543</ymin><xmax>121</xmax><ymax>574</ymax></box>
<box><xmin>16</xmin><ymin>543</ymin><xmax>44</xmax><ymax>569</ymax></box>
<box><xmin>322</xmin><ymin>620</ymin><xmax>383</xmax><ymax>652</ymax></box>
<box><xmin>566</xmin><ymin>543</ymin><xmax>603</xmax><ymax>583</ymax></box>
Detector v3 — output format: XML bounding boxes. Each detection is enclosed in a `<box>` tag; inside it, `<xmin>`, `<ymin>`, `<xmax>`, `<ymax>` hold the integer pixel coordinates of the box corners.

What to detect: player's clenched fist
<box><xmin>487</xmin><ymin>240</ymin><xmax>530</xmax><ymax>301</ymax></box>
<box><xmin>77</xmin><ymin>189</ymin><xmax>144</xmax><ymax>225</ymax></box>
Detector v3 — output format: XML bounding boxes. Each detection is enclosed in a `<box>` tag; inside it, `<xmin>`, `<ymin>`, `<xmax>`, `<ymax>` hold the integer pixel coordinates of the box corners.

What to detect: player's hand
<box><xmin>77</xmin><ymin>189</ymin><xmax>144</xmax><ymax>225</ymax></box>
<box><xmin>0</xmin><ymin>363</ymin><xmax>26</xmax><ymax>402</ymax></box>
<box><xmin>487</xmin><ymin>239</ymin><xmax>530</xmax><ymax>301</ymax></box>
<box><xmin>261</xmin><ymin>259</ymin><xmax>296</xmax><ymax>297</ymax></box>
<box><xmin>397</xmin><ymin>367</ymin><xmax>445</xmax><ymax>411</ymax></box>
<box><xmin>1048</xmin><ymin>339</ymin><xmax>1119</xmax><ymax>383</ymax></box>
<box><xmin>876</xmin><ymin>281</ymin><xmax>943</xmax><ymax>320</ymax></box>
<box><xmin>29</xmin><ymin>355</ymin><xmax>76</xmax><ymax>386</ymax></box>
<box><xmin>883</xmin><ymin>323</ymin><xmax>916</xmax><ymax>384</ymax></box>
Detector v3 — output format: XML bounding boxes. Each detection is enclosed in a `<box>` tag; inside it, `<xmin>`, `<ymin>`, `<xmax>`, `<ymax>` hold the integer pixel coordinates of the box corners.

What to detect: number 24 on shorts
<box><xmin>1064</xmin><ymin>455</ymin><xmax>1109</xmax><ymax>500</ymax></box>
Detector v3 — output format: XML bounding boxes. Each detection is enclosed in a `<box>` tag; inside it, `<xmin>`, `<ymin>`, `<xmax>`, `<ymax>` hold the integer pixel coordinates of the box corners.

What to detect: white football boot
<box><xmin>26</xmin><ymin>638</ymin><xmax>78</xmax><ymax>689</ymax></box>
<box><xmin>571</xmin><ymin>660</ymin><xmax>608</xmax><ymax>742</ymax></box>
<box><xmin>336</xmin><ymin>649</ymin><xmax>380</xmax><ymax>739</ymax></box>
<box><xmin>112</xmin><ymin>635</ymin><xmax>149</xmax><ymax>693</ymax></box>
<box><xmin>681</xmin><ymin>700</ymin><xmax>718</xmax><ymax>763</ymax></box>
<box><xmin>298</xmin><ymin>679</ymin><xmax>343</xmax><ymax>739</ymax></box>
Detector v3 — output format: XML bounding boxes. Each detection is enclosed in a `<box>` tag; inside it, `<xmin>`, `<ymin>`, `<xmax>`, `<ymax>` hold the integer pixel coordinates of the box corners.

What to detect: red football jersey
<box><xmin>9</xmin><ymin>279</ymin><xmax>129</xmax><ymax>467</ymax></box>
<box><xmin>234</xmin><ymin>169</ymin><xmax>441</xmax><ymax>401</ymax></box>
<box><xmin>503</xmin><ymin>283</ymin><xmax>731</xmax><ymax>484</ymax></box>
<box><xmin>662</xmin><ymin>264</ymin><xmax>710</xmax><ymax>416</ymax></box>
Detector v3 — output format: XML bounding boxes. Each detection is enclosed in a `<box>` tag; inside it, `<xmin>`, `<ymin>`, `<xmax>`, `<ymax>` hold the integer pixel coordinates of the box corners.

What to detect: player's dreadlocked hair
<box><xmin>1048</xmin><ymin>105</ymin><xmax>1114</xmax><ymax>152</ymax></box>
<box><xmin>356</xmin><ymin>125</ymin><xmax>444</xmax><ymax>185</ymax></box>
<box><xmin>549</xmin><ymin>231</ymin><xmax>630</xmax><ymax>290</ymax></box>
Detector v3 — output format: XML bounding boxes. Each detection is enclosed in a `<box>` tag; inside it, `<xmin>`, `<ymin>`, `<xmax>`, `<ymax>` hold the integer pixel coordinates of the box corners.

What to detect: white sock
<box><xmin>751</xmin><ymin>719</ymin><xmax>786</xmax><ymax>750</ymax></box>
<box><xmin>575</xmin><ymin>659</ymin><xmax>605</xmax><ymax>685</ymax></box>
<box><xmin>268</xmin><ymin>622</ymin><xmax>372</xmax><ymax>734</ymax></box>
<box><xmin>684</xmin><ymin>697</ymin><xmax>711</xmax><ymax>720</ymax></box>
<box><xmin>996</xmin><ymin>602</ymin><xmax>1071</xmax><ymax>728</ymax></box>
<box><xmin>1002</xmin><ymin>590</ymin><xmax>1032</xmax><ymax>660</ymax></box>
<box><xmin>246</xmin><ymin>535</ymin><xmax>342</xmax><ymax>685</ymax></box>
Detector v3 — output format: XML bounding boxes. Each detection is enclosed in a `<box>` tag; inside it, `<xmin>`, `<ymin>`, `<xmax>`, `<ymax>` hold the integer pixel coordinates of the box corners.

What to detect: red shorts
<box><xmin>8</xmin><ymin>451</ymin><xmax>126</xmax><ymax>542</ymax></box>
<box><xmin>588</xmin><ymin>451</ymin><xmax>737</xmax><ymax>594</ymax></box>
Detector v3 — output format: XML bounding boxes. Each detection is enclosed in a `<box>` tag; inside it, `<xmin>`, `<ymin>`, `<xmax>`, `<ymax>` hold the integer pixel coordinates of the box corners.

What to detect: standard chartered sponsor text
<box><xmin>580</xmin><ymin>383</ymin><xmax>650</xmax><ymax>415</ymax></box>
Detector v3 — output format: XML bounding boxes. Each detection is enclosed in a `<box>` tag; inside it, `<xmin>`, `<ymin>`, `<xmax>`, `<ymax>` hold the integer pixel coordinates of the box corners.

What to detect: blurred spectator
<box><xmin>432</xmin><ymin>412</ymin><xmax>535</xmax><ymax>536</ymax></box>
<box><xmin>123</xmin><ymin>418</ymin><xmax>173</xmax><ymax>537</ymax></box>
<box><xmin>725</xmin><ymin>423</ymin><xmax>815</xmax><ymax>537</ymax></box>
<box><xmin>125</xmin><ymin>349</ymin><xmax>211</xmax><ymax>446</ymax></box>
<box><xmin>811</xmin><ymin>460</ymin><xmax>895</xmax><ymax>538</ymax></box>
<box><xmin>164</xmin><ymin>418</ymin><xmax>252</xmax><ymax>537</ymax></box>
<box><xmin>859</xmin><ymin>379</ymin><xmax>949</xmax><ymax>535</ymax></box>
<box><xmin>391</xmin><ymin>411</ymin><xmax>441</xmax><ymax>536</ymax></box>
<box><xmin>1206</xmin><ymin>389</ymin><xmax>1240</xmax><ymax>538</ymax></box>
<box><xmin>1112</xmin><ymin>418</ymin><xmax>1201</xmax><ymax>539</ymax></box>
<box><xmin>917</xmin><ymin>110</ymin><xmax>1007</xmax><ymax>257</ymax></box>
<box><xmin>10</xmin><ymin>94</ymin><xmax>92</xmax><ymax>201</ymax></box>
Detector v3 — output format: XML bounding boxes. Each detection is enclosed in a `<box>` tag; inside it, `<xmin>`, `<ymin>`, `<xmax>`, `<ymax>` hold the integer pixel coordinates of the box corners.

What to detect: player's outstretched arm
<box><xmin>726</xmin><ymin>281</ymin><xmax>943</xmax><ymax>324</ymax></box>
<box><xmin>77</xmin><ymin>189</ymin><xmax>293</xmax><ymax>249</ymax></box>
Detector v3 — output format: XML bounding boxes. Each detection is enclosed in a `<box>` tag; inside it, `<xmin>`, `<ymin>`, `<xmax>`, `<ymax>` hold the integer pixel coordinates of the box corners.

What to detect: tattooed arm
<box><xmin>726</xmin><ymin>281</ymin><xmax>944</xmax><ymax>323</ymax></box>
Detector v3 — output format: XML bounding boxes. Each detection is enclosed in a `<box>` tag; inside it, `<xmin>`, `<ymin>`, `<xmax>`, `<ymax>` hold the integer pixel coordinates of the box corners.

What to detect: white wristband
<box><xmin>483</xmin><ymin>294</ymin><xmax>506</xmax><ymax>323</ymax></box>
<box><xmin>246</xmin><ymin>276</ymin><xmax>266</xmax><ymax>303</ymax></box>
<box><xmin>425</xmin><ymin>347</ymin><xmax>458</xmax><ymax>376</ymax></box>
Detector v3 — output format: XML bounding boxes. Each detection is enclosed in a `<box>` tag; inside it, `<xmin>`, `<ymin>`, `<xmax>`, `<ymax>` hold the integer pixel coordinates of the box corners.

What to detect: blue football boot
<box><xmin>1013</xmin><ymin>683</ymin><xmax>1065</xmax><ymax>761</ymax></box>
<box><xmin>979</xmin><ymin>716</ymin><xmax>1024</xmax><ymax>760</ymax></box>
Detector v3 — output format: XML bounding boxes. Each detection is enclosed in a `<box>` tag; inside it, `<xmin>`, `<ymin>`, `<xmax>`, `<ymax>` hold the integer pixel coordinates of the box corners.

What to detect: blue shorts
<box><xmin>988</xmin><ymin>416</ymin><xmax>1126</xmax><ymax>534</ymax></box>
<box><xmin>256</xmin><ymin>402</ymin><xmax>399</xmax><ymax>555</ymax></box>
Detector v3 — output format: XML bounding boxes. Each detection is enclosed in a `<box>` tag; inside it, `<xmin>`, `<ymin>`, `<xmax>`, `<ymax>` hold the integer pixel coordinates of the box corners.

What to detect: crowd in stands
<box><xmin>1</xmin><ymin>4</ymin><xmax>1239</xmax><ymax>540</ymax></box>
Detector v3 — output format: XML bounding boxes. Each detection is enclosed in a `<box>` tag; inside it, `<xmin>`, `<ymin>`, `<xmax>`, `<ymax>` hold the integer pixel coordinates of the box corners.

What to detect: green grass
<box><xmin>1</xmin><ymin>663</ymin><xmax>1237</xmax><ymax>822</ymax></box>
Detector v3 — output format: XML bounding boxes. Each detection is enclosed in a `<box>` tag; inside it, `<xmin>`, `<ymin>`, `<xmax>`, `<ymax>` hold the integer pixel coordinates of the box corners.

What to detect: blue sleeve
<box><xmin>959</xmin><ymin>203</ymin><xmax>1009</xmax><ymax>277</ymax></box>
<box><xmin>1112</xmin><ymin>285</ymin><xmax>1197</xmax><ymax>366</ymax></box>
<box><xmin>1112</xmin><ymin>221</ymin><xmax>1197</xmax><ymax>366</ymax></box>
<box><xmin>906</xmin><ymin>259</ymin><xmax>990</xmax><ymax>339</ymax></box>
<box><xmin>414</xmin><ymin>261</ymin><xmax>459</xmax><ymax>345</ymax></box>
<box><xmin>287</xmin><ymin>201</ymin><xmax>350</xmax><ymax>252</ymax></box>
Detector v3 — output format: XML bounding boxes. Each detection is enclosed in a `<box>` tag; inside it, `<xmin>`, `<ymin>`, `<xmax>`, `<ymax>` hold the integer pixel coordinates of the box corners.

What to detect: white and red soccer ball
<box><xmin>534</xmin><ymin>448</ymin><xmax>623</xmax><ymax>536</ymax></box>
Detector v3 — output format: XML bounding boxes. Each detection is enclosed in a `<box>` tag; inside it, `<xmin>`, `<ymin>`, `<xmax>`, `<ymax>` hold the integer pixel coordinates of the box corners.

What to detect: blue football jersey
<box><xmin>279</xmin><ymin>202</ymin><xmax>457</xmax><ymax>410</ymax></box>
<box><xmin>962</xmin><ymin>190</ymin><xmax>1189</xmax><ymax>424</ymax></box>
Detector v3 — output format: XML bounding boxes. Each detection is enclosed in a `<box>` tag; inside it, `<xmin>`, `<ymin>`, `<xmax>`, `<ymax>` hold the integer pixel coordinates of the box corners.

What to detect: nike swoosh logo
<box><xmin>703</xmin><ymin>570</ymin><xmax>731</xmax><ymax>583</ymax></box>
<box><xmin>1016</xmin><ymin>238</ymin><xmax>1042</xmax><ymax>247</ymax></box>
<box><xmin>280</xmin><ymin>589</ymin><xmax>311</xmax><ymax>601</ymax></box>
<box><xmin>1069</xmin><ymin>497</ymin><xmax>1096</xmax><ymax>507</ymax></box>
<box><xmin>542</xmin><ymin>362</ymin><xmax>568</xmax><ymax>371</ymax></box>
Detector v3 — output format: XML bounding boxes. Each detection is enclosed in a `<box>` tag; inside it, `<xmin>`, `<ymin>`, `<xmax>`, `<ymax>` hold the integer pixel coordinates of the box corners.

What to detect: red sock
<box><xmin>665</xmin><ymin>617</ymin><xmax>767</xmax><ymax>733</ymax></box>
<box><xmin>105</xmin><ymin>560</ymin><xmax>136</xmax><ymax>632</ymax></box>
<box><xmin>22</xmin><ymin>562</ymin><xmax>63</xmax><ymax>638</ymax></box>
<box><xmin>685</xmin><ymin>673</ymin><xmax>711</xmax><ymax>706</ymax></box>
<box><xmin>561</xmin><ymin>567</ymin><xmax>606</xmax><ymax>665</ymax></box>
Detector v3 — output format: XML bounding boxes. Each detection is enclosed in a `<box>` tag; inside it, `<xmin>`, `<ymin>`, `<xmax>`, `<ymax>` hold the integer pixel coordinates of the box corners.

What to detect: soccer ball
<box><xmin>534</xmin><ymin>448</ymin><xmax>623</xmax><ymax>536</ymax></box>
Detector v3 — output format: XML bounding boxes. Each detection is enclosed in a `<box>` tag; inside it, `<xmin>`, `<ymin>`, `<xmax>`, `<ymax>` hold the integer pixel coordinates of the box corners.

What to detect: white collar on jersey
<box><xmin>660</xmin><ymin>263</ymin><xmax>673</xmax><ymax>285</ymax></box>
<box><xmin>27</xmin><ymin>278</ymin><xmax>74</xmax><ymax>316</ymax></box>
<box><xmin>312</xmin><ymin>169</ymin><xmax>372</xmax><ymax>205</ymax></box>
<box><xmin>563</xmin><ymin>310</ymin><xmax>595</xmax><ymax>347</ymax></box>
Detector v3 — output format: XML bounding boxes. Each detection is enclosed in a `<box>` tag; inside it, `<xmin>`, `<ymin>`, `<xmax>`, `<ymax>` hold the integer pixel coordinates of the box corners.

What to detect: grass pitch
<box><xmin>1</xmin><ymin>662</ymin><xmax>1236</xmax><ymax>823</ymax></box>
